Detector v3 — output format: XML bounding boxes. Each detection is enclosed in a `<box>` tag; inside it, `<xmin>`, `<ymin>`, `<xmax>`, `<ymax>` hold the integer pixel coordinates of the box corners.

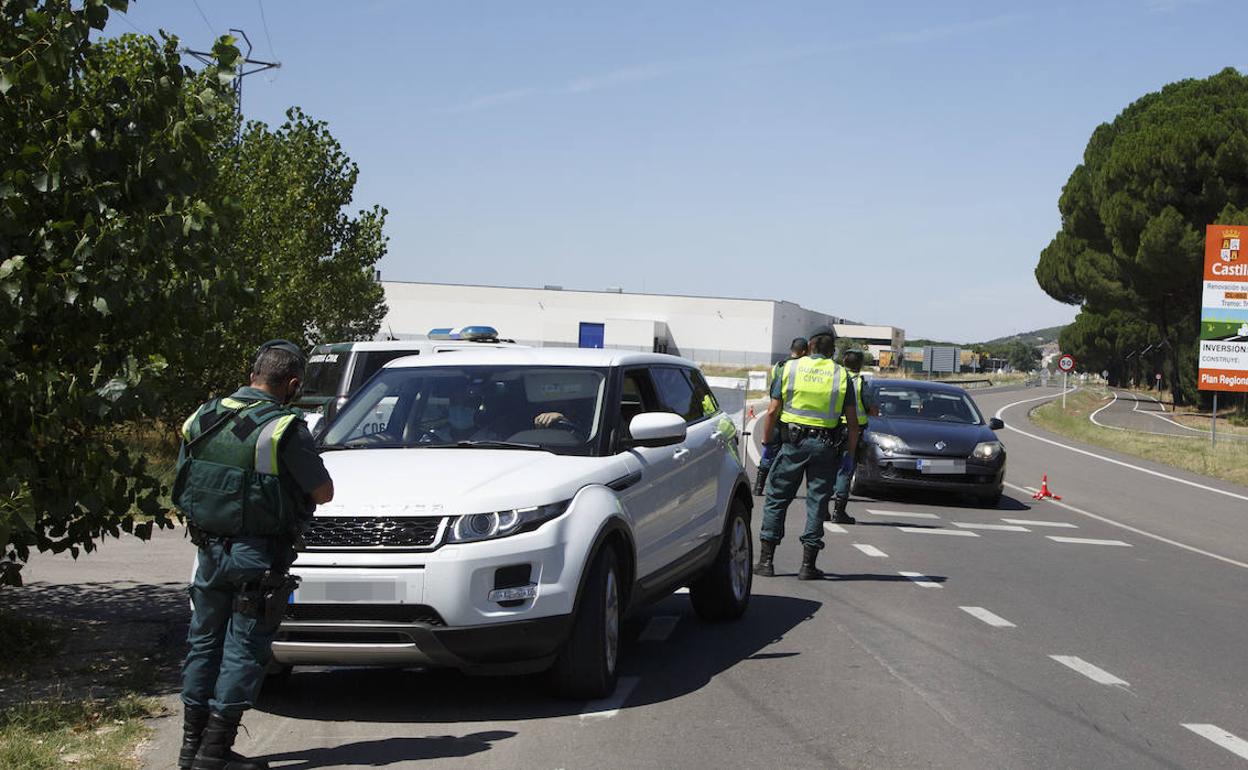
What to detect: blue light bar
<box><xmin>427</xmin><ymin>326</ymin><xmax>500</xmax><ymax>341</ymax></box>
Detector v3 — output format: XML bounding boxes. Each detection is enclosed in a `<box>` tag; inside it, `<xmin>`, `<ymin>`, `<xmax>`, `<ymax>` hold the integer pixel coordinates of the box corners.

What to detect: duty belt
<box><xmin>785</xmin><ymin>423</ymin><xmax>844</xmax><ymax>444</ymax></box>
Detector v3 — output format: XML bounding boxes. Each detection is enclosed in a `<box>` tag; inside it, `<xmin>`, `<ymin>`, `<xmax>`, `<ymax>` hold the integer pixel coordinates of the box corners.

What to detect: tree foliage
<box><xmin>1005</xmin><ymin>340</ymin><xmax>1041</xmax><ymax>373</ymax></box>
<box><xmin>1036</xmin><ymin>68</ymin><xmax>1248</xmax><ymax>402</ymax></box>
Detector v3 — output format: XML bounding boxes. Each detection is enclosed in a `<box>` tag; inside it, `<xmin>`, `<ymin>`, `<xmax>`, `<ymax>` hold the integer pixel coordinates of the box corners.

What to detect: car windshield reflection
<box><xmin>870</xmin><ymin>385</ymin><xmax>983</xmax><ymax>425</ymax></box>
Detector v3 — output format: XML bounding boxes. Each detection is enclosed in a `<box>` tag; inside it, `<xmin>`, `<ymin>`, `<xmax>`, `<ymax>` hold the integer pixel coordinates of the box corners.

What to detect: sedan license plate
<box><xmin>916</xmin><ymin>459</ymin><xmax>966</xmax><ymax>475</ymax></box>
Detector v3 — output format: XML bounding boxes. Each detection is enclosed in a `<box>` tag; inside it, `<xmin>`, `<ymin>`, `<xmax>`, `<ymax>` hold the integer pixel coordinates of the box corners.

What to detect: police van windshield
<box><xmin>302</xmin><ymin>349</ymin><xmax>348</xmax><ymax>398</ymax></box>
<box><xmin>321</xmin><ymin>365</ymin><xmax>609</xmax><ymax>456</ymax></box>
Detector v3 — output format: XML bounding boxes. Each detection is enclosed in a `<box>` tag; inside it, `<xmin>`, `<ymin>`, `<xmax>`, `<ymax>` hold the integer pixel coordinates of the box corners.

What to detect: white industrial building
<box><xmin>379</xmin><ymin>281</ymin><xmax>904</xmax><ymax>367</ymax></box>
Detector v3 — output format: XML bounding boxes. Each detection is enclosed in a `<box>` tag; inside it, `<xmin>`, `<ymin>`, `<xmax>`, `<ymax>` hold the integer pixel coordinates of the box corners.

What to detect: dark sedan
<box><xmin>852</xmin><ymin>379</ymin><xmax>1006</xmax><ymax>507</ymax></box>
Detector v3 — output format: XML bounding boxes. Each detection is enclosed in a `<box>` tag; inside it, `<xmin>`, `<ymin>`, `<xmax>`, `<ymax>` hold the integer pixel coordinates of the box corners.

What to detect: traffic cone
<box><xmin>747</xmin><ymin>406</ymin><xmax>755</xmax><ymax>419</ymax></box>
<box><xmin>1032</xmin><ymin>474</ymin><xmax>1062</xmax><ymax>501</ymax></box>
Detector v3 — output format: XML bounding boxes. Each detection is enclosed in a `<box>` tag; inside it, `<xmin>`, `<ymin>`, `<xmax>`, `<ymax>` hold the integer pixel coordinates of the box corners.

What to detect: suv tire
<box><xmin>689</xmin><ymin>499</ymin><xmax>752</xmax><ymax>622</ymax></box>
<box><xmin>549</xmin><ymin>547</ymin><xmax>621</xmax><ymax>700</ymax></box>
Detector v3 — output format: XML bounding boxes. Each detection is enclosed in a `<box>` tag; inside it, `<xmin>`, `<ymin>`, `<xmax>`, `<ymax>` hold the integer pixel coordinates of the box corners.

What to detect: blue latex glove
<box><xmin>839</xmin><ymin>454</ymin><xmax>854</xmax><ymax>475</ymax></box>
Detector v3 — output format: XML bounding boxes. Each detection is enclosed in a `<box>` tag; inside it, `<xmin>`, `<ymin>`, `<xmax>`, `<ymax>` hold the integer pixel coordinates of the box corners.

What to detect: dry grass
<box><xmin>1032</xmin><ymin>388</ymin><xmax>1248</xmax><ymax>487</ymax></box>
<box><xmin>0</xmin><ymin>694</ymin><xmax>162</xmax><ymax>770</ymax></box>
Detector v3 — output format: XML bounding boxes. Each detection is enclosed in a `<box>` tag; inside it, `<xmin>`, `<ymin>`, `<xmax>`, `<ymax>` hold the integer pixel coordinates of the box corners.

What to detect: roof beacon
<box><xmin>428</xmin><ymin>326</ymin><xmax>500</xmax><ymax>342</ymax></box>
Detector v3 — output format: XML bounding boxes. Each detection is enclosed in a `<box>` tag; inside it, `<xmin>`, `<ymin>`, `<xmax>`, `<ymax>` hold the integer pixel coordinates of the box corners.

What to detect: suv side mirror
<box><xmin>626</xmin><ymin>412</ymin><xmax>687</xmax><ymax>448</ymax></box>
<box><xmin>988</xmin><ymin>417</ymin><xmax>1005</xmax><ymax>431</ymax></box>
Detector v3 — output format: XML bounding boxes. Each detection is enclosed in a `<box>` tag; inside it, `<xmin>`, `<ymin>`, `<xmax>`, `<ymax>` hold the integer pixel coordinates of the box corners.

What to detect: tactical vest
<box><xmin>841</xmin><ymin>373</ymin><xmax>869</xmax><ymax>427</ymax></box>
<box><xmin>172</xmin><ymin>397</ymin><xmax>303</xmax><ymax>537</ymax></box>
<box><xmin>779</xmin><ymin>357</ymin><xmax>849</xmax><ymax>429</ymax></box>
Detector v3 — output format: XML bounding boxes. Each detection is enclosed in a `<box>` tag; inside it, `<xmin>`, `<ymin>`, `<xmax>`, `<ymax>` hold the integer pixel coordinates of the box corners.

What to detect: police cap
<box><xmin>808</xmin><ymin>325</ymin><xmax>837</xmax><ymax>341</ymax></box>
<box><xmin>255</xmin><ymin>339</ymin><xmax>305</xmax><ymax>367</ymax></box>
<box><xmin>842</xmin><ymin>348</ymin><xmax>865</xmax><ymax>365</ymax></box>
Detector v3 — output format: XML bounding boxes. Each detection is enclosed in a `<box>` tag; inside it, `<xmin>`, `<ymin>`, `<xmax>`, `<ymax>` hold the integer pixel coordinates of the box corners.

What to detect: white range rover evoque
<box><xmin>274</xmin><ymin>348</ymin><xmax>754</xmax><ymax>698</ymax></box>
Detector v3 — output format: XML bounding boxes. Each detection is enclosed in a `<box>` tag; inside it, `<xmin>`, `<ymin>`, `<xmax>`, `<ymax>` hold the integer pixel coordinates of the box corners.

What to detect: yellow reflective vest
<box><xmin>778</xmin><ymin>356</ymin><xmax>850</xmax><ymax>429</ymax></box>
<box><xmin>841</xmin><ymin>373</ymin><xmax>868</xmax><ymax>427</ymax></box>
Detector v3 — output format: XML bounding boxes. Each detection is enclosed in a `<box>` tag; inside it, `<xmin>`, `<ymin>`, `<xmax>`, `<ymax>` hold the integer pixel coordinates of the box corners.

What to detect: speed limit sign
<box><xmin>1057</xmin><ymin>354</ymin><xmax>1076</xmax><ymax>373</ymax></box>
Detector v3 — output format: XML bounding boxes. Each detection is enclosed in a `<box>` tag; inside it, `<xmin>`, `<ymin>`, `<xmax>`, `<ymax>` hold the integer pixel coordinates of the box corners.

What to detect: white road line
<box><xmin>638</xmin><ymin>615</ymin><xmax>681</xmax><ymax>642</ymax></box>
<box><xmin>952</xmin><ymin>522</ymin><xmax>1030</xmax><ymax>532</ymax></box>
<box><xmin>852</xmin><ymin>543</ymin><xmax>888</xmax><ymax>558</ymax></box>
<box><xmin>1002</xmin><ymin>481</ymin><xmax>1248</xmax><ymax>572</ymax></box>
<box><xmin>1047</xmin><ymin>535</ymin><xmax>1132</xmax><ymax>547</ymax></box>
<box><xmin>1049</xmin><ymin>655</ymin><xmax>1129</xmax><ymax>686</ymax></box>
<box><xmin>745</xmin><ymin>412</ymin><xmax>762</xmax><ymax>466</ymax></box>
<box><xmin>1022</xmin><ymin>486</ymin><xmax>1040</xmax><ymax>494</ymax></box>
<box><xmin>1089</xmin><ymin>390</ymin><xmax>1120</xmax><ymax>429</ymax></box>
<box><xmin>580</xmin><ymin>676</ymin><xmax>641</xmax><ymax>720</ymax></box>
<box><xmin>995</xmin><ymin>393</ymin><xmax>1248</xmax><ymax>504</ymax></box>
<box><xmin>898</xmin><ymin>527</ymin><xmax>979</xmax><ymax>537</ymax></box>
<box><xmin>1182</xmin><ymin>724</ymin><xmax>1248</xmax><ymax>761</ymax></box>
<box><xmin>824</xmin><ymin>522</ymin><xmax>847</xmax><ymax>535</ymax></box>
<box><xmin>1002</xmin><ymin>518</ymin><xmax>1078</xmax><ymax>529</ymax></box>
<box><xmin>959</xmin><ymin>606</ymin><xmax>1016</xmax><ymax>628</ymax></box>
<box><xmin>674</xmin><ymin>587</ymin><xmax>689</xmax><ymax>595</ymax></box>
<box><xmin>865</xmin><ymin>509</ymin><xmax>941</xmax><ymax>520</ymax></box>
<box><xmin>898</xmin><ymin>571</ymin><xmax>942</xmax><ymax>587</ymax></box>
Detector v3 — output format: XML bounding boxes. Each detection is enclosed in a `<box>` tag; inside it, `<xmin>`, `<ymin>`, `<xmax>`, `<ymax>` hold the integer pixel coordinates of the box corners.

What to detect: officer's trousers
<box><xmin>833</xmin><ymin>439</ymin><xmax>864</xmax><ymax>501</ymax></box>
<box><xmin>761</xmin><ymin>435</ymin><xmax>841</xmax><ymax>550</ymax></box>
<box><xmin>182</xmin><ymin>536</ymin><xmax>289</xmax><ymax>719</ymax></box>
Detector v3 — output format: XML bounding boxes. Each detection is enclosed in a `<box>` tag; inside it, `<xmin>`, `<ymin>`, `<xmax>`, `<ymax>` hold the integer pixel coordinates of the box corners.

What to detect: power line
<box><xmin>115</xmin><ymin>11</ymin><xmax>149</xmax><ymax>37</ymax></box>
<box><xmin>189</xmin><ymin>0</ymin><xmax>215</xmax><ymax>36</ymax></box>
<box><xmin>257</xmin><ymin>0</ymin><xmax>278</xmax><ymax>61</ymax></box>
<box><xmin>184</xmin><ymin>28</ymin><xmax>280</xmax><ymax>135</ymax></box>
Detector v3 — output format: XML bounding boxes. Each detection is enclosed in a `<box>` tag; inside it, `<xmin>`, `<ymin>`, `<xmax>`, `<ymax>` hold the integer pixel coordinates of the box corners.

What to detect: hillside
<box><xmin>907</xmin><ymin>325</ymin><xmax>1064</xmax><ymax>350</ymax></box>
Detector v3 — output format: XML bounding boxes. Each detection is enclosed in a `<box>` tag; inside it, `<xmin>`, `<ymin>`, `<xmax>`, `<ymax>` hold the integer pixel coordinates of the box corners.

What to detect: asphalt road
<box><xmin>1092</xmin><ymin>389</ymin><xmax>1248</xmax><ymax>441</ymax></box>
<box><xmin>13</xmin><ymin>385</ymin><xmax>1248</xmax><ymax>768</ymax></box>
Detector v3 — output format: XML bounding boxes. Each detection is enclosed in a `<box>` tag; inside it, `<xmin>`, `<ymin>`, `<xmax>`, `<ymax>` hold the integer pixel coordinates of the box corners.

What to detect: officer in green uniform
<box><xmin>753</xmin><ymin>327</ymin><xmax>859</xmax><ymax>580</ymax></box>
<box><xmin>753</xmin><ymin>337</ymin><xmax>808</xmax><ymax>495</ymax></box>
<box><xmin>829</xmin><ymin>348</ymin><xmax>878</xmax><ymax>524</ymax></box>
<box><xmin>173</xmin><ymin>341</ymin><xmax>334</xmax><ymax>770</ymax></box>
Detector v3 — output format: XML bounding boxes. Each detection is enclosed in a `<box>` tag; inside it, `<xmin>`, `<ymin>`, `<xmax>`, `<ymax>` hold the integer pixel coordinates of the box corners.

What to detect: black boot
<box><xmin>753</xmin><ymin>540</ymin><xmax>777</xmax><ymax>577</ymax></box>
<box><xmin>752</xmin><ymin>465</ymin><xmax>770</xmax><ymax>496</ymax></box>
<box><xmin>797</xmin><ymin>544</ymin><xmax>825</xmax><ymax>580</ymax></box>
<box><xmin>830</xmin><ymin>496</ymin><xmax>855</xmax><ymax>525</ymax></box>
<box><xmin>179</xmin><ymin>706</ymin><xmax>210</xmax><ymax>770</ymax></box>
<box><xmin>192</xmin><ymin>712</ymin><xmax>269</xmax><ymax>770</ymax></box>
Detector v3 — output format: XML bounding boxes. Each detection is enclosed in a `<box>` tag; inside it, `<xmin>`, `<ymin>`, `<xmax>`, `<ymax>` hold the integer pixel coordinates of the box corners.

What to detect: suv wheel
<box><xmin>689</xmin><ymin>499</ymin><xmax>752</xmax><ymax>622</ymax></box>
<box><xmin>549</xmin><ymin>547</ymin><xmax>621</xmax><ymax>700</ymax></box>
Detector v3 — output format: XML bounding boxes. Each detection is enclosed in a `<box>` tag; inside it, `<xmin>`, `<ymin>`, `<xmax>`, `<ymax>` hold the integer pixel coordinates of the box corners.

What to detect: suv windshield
<box><xmin>302</xmin><ymin>348</ymin><xmax>348</xmax><ymax>398</ymax></box>
<box><xmin>322</xmin><ymin>365</ymin><xmax>609</xmax><ymax>456</ymax></box>
<box><xmin>871</xmin><ymin>385</ymin><xmax>984</xmax><ymax>425</ymax></box>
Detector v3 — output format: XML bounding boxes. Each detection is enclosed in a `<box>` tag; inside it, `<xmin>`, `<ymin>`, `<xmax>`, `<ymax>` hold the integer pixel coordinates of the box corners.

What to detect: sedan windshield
<box><xmin>321</xmin><ymin>365</ymin><xmax>608</xmax><ymax>456</ymax></box>
<box><xmin>870</xmin><ymin>385</ymin><xmax>984</xmax><ymax>425</ymax></box>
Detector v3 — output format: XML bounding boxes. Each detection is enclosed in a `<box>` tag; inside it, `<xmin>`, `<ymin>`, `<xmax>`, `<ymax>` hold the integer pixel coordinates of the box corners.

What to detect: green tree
<box><xmin>0</xmin><ymin>1</ymin><xmax>241</xmax><ymax>584</ymax></box>
<box><xmin>1036</xmin><ymin>68</ymin><xmax>1248</xmax><ymax>404</ymax></box>
<box><xmin>1005</xmin><ymin>341</ymin><xmax>1041</xmax><ymax>372</ymax></box>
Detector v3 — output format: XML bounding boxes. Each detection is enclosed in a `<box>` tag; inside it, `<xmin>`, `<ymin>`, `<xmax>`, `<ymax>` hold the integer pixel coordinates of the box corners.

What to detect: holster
<box><xmin>235</xmin><ymin>570</ymin><xmax>301</xmax><ymax>626</ymax></box>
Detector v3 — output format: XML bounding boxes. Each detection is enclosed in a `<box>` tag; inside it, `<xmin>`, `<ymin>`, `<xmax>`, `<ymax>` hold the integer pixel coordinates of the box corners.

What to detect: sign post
<box><xmin>1057</xmin><ymin>353</ymin><xmax>1076</xmax><ymax>409</ymax></box>
<box><xmin>1198</xmin><ymin>224</ymin><xmax>1248</xmax><ymax>446</ymax></box>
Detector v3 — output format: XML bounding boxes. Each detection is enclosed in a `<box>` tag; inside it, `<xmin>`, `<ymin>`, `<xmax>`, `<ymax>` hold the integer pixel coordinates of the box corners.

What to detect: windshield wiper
<box><xmin>453</xmin><ymin>439</ymin><xmax>546</xmax><ymax>451</ymax></box>
<box><xmin>319</xmin><ymin>441</ymin><xmax>399</xmax><ymax>451</ymax></box>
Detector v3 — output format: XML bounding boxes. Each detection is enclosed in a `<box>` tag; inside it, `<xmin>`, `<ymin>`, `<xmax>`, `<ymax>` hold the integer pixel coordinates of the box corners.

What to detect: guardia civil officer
<box><xmin>173</xmin><ymin>341</ymin><xmax>334</xmax><ymax>770</ymax></box>
<box><xmin>753</xmin><ymin>337</ymin><xmax>808</xmax><ymax>495</ymax></box>
<box><xmin>828</xmin><ymin>348</ymin><xmax>878</xmax><ymax>524</ymax></box>
<box><xmin>754</xmin><ymin>327</ymin><xmax>859</xmax><ymax>580</ymax></box>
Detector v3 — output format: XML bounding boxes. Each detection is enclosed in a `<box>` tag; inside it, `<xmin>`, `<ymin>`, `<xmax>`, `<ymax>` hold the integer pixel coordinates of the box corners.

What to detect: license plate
<box><xmin>292</xmin><ymin>579</ymin><xmax>404</xmax><ymax>604</ymax></box>
<box><xmin>916</xmin><ymin>459</ymin><xmax>966</xmax><ymax>474</ymax></box>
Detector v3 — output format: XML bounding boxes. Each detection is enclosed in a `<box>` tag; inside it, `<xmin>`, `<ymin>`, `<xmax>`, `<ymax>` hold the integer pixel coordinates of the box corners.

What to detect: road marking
<box><xmin>996</xmin><ymin>392</ymin><xmax>1248</xmax><ymax>504</ymax></box>
<box><xmin>852</xmin><ymin>543</ymin><xmax>888</xmax><ymax>557</ymax></box>
<box><xmin>580</xmin><ymin>676</ymin><xmax>640</xmax><ymax>720</ymax></box>
<box><xmin>1049</xmin><ymin>655</ymin><xmax>1129</xmax><ymax>686</ymax></box>
<box><xmin>638</xmin><ymin>615</ymin><xmax>680</xmax><ymax>642</ymax></box>
<box><xmin>865</xmin><ymin>509</ymin><xmax>941</xmax><ymax>520</ymax></box>
<box><xmin>1002</xmin><ymin>481</ymin><xmax>1248</xmax><ymax>572</ymax></box>
<box><xmin>824</xmin><ymin>522</ymin><xmax>847</xmax><ymax>535</ymax></box>
<box><xmin>952</xmin><ymin>522</ymin><xmax>1030</xmax><ymax>532</ymax></box>
<box><xmin>959</xmin><ymin>606</ymin><xmax>1016</xmax><ymax>628</ymax></box>
<box><xmin>674</xmin><ymin>587</ymin><xmax>689</xmax><ymax>595</ymax></box>
<box><xmin>744</xmin><ymin>412</ymin><xmax>763</xmax><ymax>466</ymax></box>
<box><xmin>898</xmin><ymin>527</ymin><xmax>979</xmax><ymax>537</ymax></box>
<box><xmin>1089</xmin><ymin>390</ymin><xmax>1120</xmax><ymax>429</ymax></box>
<box><xmin>1047</xmin><ymin>536</ymin><xmax>1132</xmax><ymax>547</ymax></box>
<box><xmin>1182</xmin><ymin>724</ymin><xmax>1248</xmax><ymax>761</ymax></box>
<box><xmin>1002</xmin><ymin>518</ymin><xmax>1077</xmax><ymax>529</ymax></box>
<box><xmin>898</xmin><ymin>571</ymin><xmax>942</xmax><ymax>587</ymax></box>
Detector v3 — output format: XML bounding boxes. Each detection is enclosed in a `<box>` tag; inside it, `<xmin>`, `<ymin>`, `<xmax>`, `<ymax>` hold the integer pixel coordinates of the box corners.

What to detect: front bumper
<box><xmin>857</xmin><ymin>447</ymin><xmax>1004</xmax><ymax>495</ymax></box>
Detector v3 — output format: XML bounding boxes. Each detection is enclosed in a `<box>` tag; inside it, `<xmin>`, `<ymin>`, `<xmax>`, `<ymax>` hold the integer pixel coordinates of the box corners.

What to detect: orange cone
<box><xmin>1032</xmin><ymin>474</ymin><xmax>1062</xmax><ymax>501</ymax></box>
<box><xmin>747</xmin><ymin>406</ymin><xmax>755</xmax><ymax>419</ymax></box>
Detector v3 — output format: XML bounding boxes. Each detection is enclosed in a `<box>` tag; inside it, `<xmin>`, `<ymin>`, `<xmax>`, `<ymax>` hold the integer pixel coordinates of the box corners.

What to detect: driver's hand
<box><xmin>534</xmin><ymin>412</ymin><xmax>566</xmax><ymax>428</ymax></box>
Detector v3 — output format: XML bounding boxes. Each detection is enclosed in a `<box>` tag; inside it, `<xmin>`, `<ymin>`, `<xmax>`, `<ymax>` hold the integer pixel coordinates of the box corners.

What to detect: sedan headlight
<box><xmin>449</xmin><ymin>501</ymin><xmax>570</xmax><ymax>544</ymax></box>
<box><xmin>972</xmin><ymin>441</ymin><xmax>1003</xmax><ymax>461</ymax></box>
<box><xmin>870</xmin><ymin>432</ymin><xmax>908</xmax><ymax>456</ymax></box>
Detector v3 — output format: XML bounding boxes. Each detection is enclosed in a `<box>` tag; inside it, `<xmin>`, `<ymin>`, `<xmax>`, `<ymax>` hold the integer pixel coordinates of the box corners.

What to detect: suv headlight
<box><xmin>449</xmin><ymin>500</ymin><xmax>570</xmax><ymax>544</ymax></box>
<box><xmin>972</xmin><ymin>441</ymin><xmax>1003</xmax><ymax>461</ymax></box>
<box><xmin>870</xmin><ymin>433</ymin><xmax>908</xmax><ymax>456</ymax></box>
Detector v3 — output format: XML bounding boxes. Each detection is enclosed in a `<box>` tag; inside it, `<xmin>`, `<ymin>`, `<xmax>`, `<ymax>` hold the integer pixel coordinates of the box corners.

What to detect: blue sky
<box><xmin>114</xmin><ymin>0</ymin><xmax>1243</xmax><ymax>342</ymax></box>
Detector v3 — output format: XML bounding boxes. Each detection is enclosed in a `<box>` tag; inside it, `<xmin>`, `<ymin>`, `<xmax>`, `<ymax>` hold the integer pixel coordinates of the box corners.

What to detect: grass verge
<box><xmin>1031</xmin><ymin>388</ymin><xmax>1248</xmax><ymax>487</ymax></box>
<box><xmin>0</xmin><ymin>694</ymin><xmax>163</xmax><ymax>770</ymax></box>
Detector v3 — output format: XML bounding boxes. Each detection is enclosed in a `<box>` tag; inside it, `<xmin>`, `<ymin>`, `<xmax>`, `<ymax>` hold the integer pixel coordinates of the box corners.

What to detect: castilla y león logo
<box><xmin>1220</xmin><ymin>229</ymin><xmax>1241</xmax><ymax>263</ymax></box>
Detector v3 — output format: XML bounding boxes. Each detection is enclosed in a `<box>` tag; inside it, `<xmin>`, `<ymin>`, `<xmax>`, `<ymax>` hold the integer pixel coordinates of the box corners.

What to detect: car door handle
<box><xmin>673</xmin><ymin>448</ymin><xmax>691</xmax><ymax>461</ymax></box>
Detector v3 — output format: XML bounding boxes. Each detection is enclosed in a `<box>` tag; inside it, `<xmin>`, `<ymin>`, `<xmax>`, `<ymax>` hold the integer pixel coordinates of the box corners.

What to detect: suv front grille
<box><xmin>285</xmin><ymin>603</ymin><xmax>445</xmax><ymax>626</ymax></box>
<box><xmin>303</xmin><ymin>516</ymin><xmax>445</xmax><ymax>549</ymax></box>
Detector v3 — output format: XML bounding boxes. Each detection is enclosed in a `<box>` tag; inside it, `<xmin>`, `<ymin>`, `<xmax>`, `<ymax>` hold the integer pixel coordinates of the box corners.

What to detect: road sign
<box><xmin>1155</xmin><ymin>373</ymin><xmax>1162</xmax><ymax>381</ymax></box>
<box><xmin>1057</xmin><ymin>354</ymin><xmax>1076</xmax><ymax>373</ymax></box>
<box><xmin>1102</xmin><ymin>369</ymin><xmax>1109</xmax><ymax>380</ymax></box>
<box><xmin>1198</xmin><ymin>224</ymin><xmax>1248</xmax><ymax>393</ymax></box>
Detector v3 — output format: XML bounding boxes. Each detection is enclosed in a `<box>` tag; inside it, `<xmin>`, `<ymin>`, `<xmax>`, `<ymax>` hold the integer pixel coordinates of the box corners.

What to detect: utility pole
<box><xmin>184</xmin><ymin>29</ymin><xmax>279</xmax><ymax>137</ymax></box>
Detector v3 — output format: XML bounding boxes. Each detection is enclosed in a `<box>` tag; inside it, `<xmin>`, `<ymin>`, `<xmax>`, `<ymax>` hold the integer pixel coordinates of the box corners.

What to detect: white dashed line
<box><xmin>674</xmin><ymin>587</ymin><xmax>689</xmax><ymax>595</ymax></box>
<box><xmin>952</xmin><ymin>522</ymin><xmax>1030</xmax><ymax>532</ymax></box>
<box><xmin>824</xmin><ymin>522</ymin><xmax>847</xmax><ymax>535</ymax></box>
<box><xmin>866</xmin><ymin>509</ymin><xmax>941</xmax><ymax>520</ymax></box>
<box><xmin>1002</xmin><ymin>518</ymin><xmax>1078</xmax><ymax>529</ymax></box>
<box><xmin>898</xmin><ymin>527</ymin><xmax>979</xmax><ymax>537</ymax></box>
<box><xmin>638</xmin><ymin>615</ymin><xmax>680</xmax><ymax>642</ymax></box>
<box><xmin>1182</xmin><ymin>724</ymin><xmax>1248</xmax><ymax>761</ymax></box>
<box><xmin>959</xmin><ymin>606</ymin><xmax>1016</xmax><ymax>628</ymax></box>
<box><xmin>852</xmin><ymin>544</ymin><xmax>888</xmax><ymax>558</ymax></box>
<box><xmin>1049</xmin><ymin>655</ymin><xmax>1129</xmax><ymax>686</ymax></box>
<box><xmin>580</xmin><ymin>676</ymin><xmax>640</xmax><ymax>720</ymax></box>
<box><xmin>1047</xmin><ymin>536</ymin><xmax>1132</xmax><ymax>547</ymax></box>
<box><xmin>898</xmin><ymin>571</ymin><xmax>942</xmax><ymax>587</ymax></box>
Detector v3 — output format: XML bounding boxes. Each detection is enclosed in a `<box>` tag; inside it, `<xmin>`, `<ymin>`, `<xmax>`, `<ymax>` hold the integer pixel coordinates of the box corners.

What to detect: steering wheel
<box><xmin>550</xmin><ymin>417</ymin><xmax>581</xmax><ymax>434</ymax></box>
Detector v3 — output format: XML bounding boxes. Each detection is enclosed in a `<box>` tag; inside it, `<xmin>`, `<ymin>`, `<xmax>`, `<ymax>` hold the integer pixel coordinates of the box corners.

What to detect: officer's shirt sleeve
<box><xmin>769</xmin><ymin>366</ymin><xmax>785</xmax><ymax>400</ymax></box>
<box><xmin>279</xmin><ymin>421</ymin><xmax>332</xmax><ymax>494</ymax></box>
<box><xmin>844</xmin><ymin>379</ymin><xmax>858</xmax><ymax>420</ymax></box>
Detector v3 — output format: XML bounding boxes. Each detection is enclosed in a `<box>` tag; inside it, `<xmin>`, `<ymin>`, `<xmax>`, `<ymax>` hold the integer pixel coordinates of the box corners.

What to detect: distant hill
<box><xmin>907</xmin><ymin>325</ymin><xmax>1064</xmax><ymax>350</ymax></box>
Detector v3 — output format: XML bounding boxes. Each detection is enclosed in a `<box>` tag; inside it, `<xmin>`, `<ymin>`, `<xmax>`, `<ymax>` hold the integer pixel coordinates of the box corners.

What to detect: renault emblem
<box><xmin>935</xmin><ymin>440</ymin><xmax>947</xmax><ymax>451</ymax></box>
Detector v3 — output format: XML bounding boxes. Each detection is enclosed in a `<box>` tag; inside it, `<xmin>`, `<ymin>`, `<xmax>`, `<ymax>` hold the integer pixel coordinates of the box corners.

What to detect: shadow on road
<box><xmin>259</xmin><ymin>731</ymin><xmax>516</xmax><ymax>768</ymax></box>
<box><xmin>257</xmin><ymin>592</ymin><xmax>820</xmax><ymax>726</ymax></box>
<box><xmin>852</xmin><ymin>490</ymin><xmax>1032</xmax><ymax>512</ymax></box>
